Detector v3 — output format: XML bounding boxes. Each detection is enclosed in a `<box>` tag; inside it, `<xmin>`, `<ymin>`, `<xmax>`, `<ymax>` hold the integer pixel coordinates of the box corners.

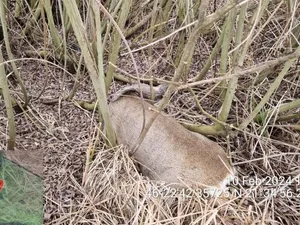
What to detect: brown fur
<box><xmin>109</xmin><ymin>96</ymin><xmax>234</xmax><ymax>189</ymax></box>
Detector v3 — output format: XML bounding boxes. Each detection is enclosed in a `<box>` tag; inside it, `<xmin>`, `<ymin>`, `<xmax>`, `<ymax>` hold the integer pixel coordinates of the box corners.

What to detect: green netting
<box><xmin>0</xmin><ymin>152</ymin><xmax>43</xmax><ymax>225</ymax></box>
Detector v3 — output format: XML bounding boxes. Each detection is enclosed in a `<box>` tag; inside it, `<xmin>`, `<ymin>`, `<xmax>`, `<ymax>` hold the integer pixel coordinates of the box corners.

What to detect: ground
<box><xmin>0</xmin><ymin>1</ymin><xmax>300</xmax><ymax>224</ymax></box>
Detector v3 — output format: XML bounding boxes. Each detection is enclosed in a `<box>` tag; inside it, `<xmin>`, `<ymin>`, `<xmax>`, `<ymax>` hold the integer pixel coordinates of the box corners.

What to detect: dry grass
<box><xmin>0</xmin><ymin>0</ymin><xmax>299</xmax><ymax>224</ymax></box>
<box><xmin>49</xmin><ymin>145</ymin><xmax>246</xmax><ymax>224</ymax></box>
<box><xmin>48</xmin><ymin>141</ymin><xmax>300</xmax><ymax>224</ymax></box>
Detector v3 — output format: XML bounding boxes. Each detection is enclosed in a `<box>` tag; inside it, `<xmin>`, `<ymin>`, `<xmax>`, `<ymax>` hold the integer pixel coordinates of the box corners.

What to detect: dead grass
<box><xmin>0</xmin><ymin>0</ymin><xmax>299</xmax><ymax>224</ymax></box>
<box><xmin>47</xmin><ymin>141</ymin><xmax>300</xmax><ymax>224</ymax></box>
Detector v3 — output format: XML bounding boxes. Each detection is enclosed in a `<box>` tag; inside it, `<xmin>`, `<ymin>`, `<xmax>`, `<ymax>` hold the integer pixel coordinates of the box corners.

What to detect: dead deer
<box><xmin>109</xmin><ymin>85</ymin><xmax>234</xmax><ymax>194</ymax></box>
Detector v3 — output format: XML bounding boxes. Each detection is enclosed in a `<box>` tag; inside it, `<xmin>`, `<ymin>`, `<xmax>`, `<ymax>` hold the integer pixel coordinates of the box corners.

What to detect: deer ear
<box><xmin>112</xmin><ymin>83</ymin><xmax>168</xmax><ymax>102</ymax></box>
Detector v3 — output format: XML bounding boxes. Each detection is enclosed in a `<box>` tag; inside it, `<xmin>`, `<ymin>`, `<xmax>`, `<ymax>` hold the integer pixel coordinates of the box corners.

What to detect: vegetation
<box><xmin>0</xmin><ymin>0</ymin><xmax>299</xmax><ymax>224</ymax></box>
